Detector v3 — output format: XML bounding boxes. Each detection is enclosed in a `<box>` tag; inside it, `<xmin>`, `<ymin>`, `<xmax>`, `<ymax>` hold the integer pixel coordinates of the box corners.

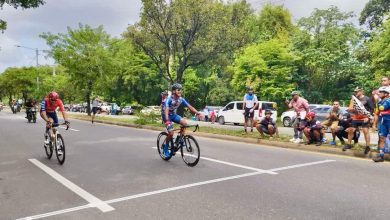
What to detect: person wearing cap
<box><xmin>285</xmin><ymin>91</ymin><xmax>309</xmax><ymax>144</ymax></box>
<box><xmin>373</xmin><ymin>86</ymin><xmax>390</xmax><ymax>162</ymax></box>
<box><xmin>344</xmin><ymin>87</ymin><xmax>374</xmax><ymax>153</ymax></box>
<box><xmin>372</xmin><ymin>76</ymin><xmax>390</xmax><ymax>130</ymax></box>
<box><xmin>243</xmin><ymin>87</ymin><xmax>259</xmax><ymax>134</ymax></box>
<box><xmin>300</xmin><ymin>112</ymin><xmax>323</xmax><ymax>146</ymax></box>
<box><xmin>256</xmin><ymin>109</ymin><xmax>279</xmax><ymax>139</ymax></box>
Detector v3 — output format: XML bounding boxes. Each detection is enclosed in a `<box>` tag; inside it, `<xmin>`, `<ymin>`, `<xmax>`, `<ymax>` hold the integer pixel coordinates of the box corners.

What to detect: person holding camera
<box><xmin>285</xmin><ymin>91</ymin><xmax>309</xmax><ymax>144</ymax></box>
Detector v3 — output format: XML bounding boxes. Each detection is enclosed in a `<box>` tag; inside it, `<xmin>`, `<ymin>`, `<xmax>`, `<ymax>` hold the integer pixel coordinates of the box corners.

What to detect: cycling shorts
<box><xmin>46</xmin><ymin>112</ymin><xmax>59</xmax><ymax>126</ymax></box>
<box><xmin>379</xmin><ymin>121</ymin><xmax>390</xmax><ymax>137</ymax></box>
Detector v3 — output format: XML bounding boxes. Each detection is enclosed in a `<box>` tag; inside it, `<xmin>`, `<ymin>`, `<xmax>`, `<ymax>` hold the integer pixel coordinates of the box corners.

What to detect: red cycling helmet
<box><xmin>49</xmin><ymin>91</ymin><xmax>59</xmax><ymax>101</ymax></box>
<box><xmin>306</xmin><ymin>112</ymin><xmax>315</xmax><ymax>118</ymax></box>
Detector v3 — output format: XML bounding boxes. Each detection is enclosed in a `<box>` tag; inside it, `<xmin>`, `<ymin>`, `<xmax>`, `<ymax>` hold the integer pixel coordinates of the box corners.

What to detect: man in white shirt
<box><xmin>243</xmin><ymin>87</ymin><xmax>259</xmax><ymax>133</ymax></box>
<box><xmin>91</xmin><ymin>97</ymin><xmax>100</xmax><ymax>124</ymax></box>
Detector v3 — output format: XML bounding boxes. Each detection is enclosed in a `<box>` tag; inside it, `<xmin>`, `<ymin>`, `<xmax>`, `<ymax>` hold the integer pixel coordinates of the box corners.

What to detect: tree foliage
<box><xmin>125</xmin><ymin>0</ymin><xmax>251</xmax><ymax>83</ymax></box>
<box><xmin>359</xmin><ymin>0</ymin><xmax>390</xmax><ymax>30</ymax></box>
<box><xmin>0</xmin><ymin>0</ymin><xmax>45</xmax><ymax>32</ymax></box>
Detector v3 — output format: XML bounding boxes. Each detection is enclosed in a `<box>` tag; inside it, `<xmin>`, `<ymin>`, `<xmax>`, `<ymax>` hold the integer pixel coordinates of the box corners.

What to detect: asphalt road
<box><xmin>1</xmin><ymin>110</ymin><xmax>390</xmax><ymax>220</ymax></box>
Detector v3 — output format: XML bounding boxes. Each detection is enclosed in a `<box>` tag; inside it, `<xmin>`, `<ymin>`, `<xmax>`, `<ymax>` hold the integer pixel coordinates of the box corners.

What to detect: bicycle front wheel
<box><xmin>45</xmin><ymin>142</ymin><xmax>53</xmax><ymax>159</ymax></box>
<box><xmin>55</xmin><ymin>134</ymin><xmax>66</xmax><ymax>165</ymax></box>
<box><xmin>180</xmin><ymin>135</ymin><xmax>200</xmax><ymax>167</ymax></box>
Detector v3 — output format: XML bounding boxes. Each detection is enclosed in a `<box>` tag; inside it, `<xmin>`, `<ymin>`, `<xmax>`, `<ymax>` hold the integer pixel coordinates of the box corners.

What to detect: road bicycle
<box><xmin>44</xmin><ymin>122</ymin><xmax>69</xmax><ymax>165</ymax></box>
<box><xmin>157</xmin><ymin>124</ymin><xmax>200</xmax><ymax>167</ymax></box>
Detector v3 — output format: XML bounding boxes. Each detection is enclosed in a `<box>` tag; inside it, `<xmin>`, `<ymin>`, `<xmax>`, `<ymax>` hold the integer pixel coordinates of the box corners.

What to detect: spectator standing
<box><xmin>285</xmin><ymin>91</ymin><xmax>309</xmax><ymax>144</ymax></box>
<box><xmin>243</xmin><ymin>87</ymin><xmax>258</xmax><ymax>134</ymax></box>
<box><xmin>203</xmin><ymin>107</ymin><xmax>210</xmax><ymax>122</ymax></box>
<box><xmin>373</xmin><ymin>86</ymin><xmax>390</xmax><ymax>162</ymax></box>
<box><xmin>160</xmin><ymin>91</ymin><xmax>168</xmax><ymax>123</ymax></box>
<box><xmin>372</xmin><ymin>76</ymin><xmax>390</xmax><ymax>130</ymax></box>
<box><xmin>255</xmin><ymin>109</ymin><xmax>279</xmax><ymax>139</ymax></box>
<box><xmin>91</xmin><ymin>97</ymin><xmax>100</xmax><ymax>124</ymax></box>
<box><xmin>343</xmin><ymin>87</ymin><xmax>374</xmax><ymax>154</ymax></box>
<box><xmin>321</xmin><ymin>101</ymin><xmax>343</xmax><ymax>145</ymax></box>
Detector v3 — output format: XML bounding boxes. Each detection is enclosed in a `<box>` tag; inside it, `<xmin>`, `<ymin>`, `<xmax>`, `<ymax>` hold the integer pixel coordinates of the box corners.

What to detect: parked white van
<box><xmin>217</xmin><ymin>101</ymin><xmax>277</xmax><ymax>125</ymax></box>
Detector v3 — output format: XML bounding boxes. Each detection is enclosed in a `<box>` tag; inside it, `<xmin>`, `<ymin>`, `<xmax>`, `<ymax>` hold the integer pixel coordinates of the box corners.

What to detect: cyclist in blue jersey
<box><xmin>162</xmin><ymin>83</ymin><xmax>203</xmax><ymax>157</ymax></box>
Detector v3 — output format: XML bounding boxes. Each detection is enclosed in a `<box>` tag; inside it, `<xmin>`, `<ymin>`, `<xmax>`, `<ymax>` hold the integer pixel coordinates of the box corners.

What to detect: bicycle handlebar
<box><xmin>180</xmin><ymin>124</ymin><xmax>199</xmax><ymax>132</ymax></box>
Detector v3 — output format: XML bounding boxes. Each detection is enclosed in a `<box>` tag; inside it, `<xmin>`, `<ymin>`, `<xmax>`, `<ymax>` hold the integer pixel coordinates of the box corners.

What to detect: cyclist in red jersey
<box><xmin>40</xmin><ymin>92</ymin><xmax>69</xmax><ymax>154</ymax></box>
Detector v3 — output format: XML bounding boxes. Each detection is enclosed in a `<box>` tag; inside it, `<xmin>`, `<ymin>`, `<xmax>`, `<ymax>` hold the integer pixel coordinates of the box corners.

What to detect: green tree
<box><xmin>125</xmin><ymin>0</ymin><xmax>251</xmax><ymax>83</ymax></box>
<box><xmin>293</xmin><ymin>6</ymin><xmax>363</xmax><ymax>103</ymax></box>
<box><xmin>359</xmin><ymin>0</ymin><xmax>390</xmax><ymax>30</ymax></box>
<box><xmin>248</xmin><ymin>4</ymin><xmax>295</xmax><ymax>42</ymax></box>
<box><xmin>0</xmin><ymin>0</ymin><xmax>45</xmax><ymax>32</ymax></box>
<box><xmin>41</xmin><ymin>24</ymin><xmax>113</xmax><ymax>115</ymax></box>
<box><xmin>369</xmin><ymin>18</ymin><xmax>390</xmax><ymax>78</ymax></box>
<box><xmin>230</xmin><ymin>39</ymin><xmax>298</xmax><ymax>103</ymax></box>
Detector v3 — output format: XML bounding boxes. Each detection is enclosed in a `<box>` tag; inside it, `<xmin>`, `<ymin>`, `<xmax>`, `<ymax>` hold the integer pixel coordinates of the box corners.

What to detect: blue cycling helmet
<box><xmin>171</xmin><ymin>83</ymin><xmax>182</xmax><ymax>91</ymax></box>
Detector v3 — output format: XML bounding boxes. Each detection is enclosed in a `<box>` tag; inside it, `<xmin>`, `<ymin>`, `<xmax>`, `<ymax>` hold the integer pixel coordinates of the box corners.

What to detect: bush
<box><xmin>134</xmin><ymin>112</ymin><xmax>160</xmax><ymax>125</ymax></box>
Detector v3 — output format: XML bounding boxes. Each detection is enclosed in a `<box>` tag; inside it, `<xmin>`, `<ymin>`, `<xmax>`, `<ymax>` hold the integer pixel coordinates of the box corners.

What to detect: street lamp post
<box><xmin>15</xmin><ymin>45</ymin><xmax>42</xmax><ymax>90</ymax></box>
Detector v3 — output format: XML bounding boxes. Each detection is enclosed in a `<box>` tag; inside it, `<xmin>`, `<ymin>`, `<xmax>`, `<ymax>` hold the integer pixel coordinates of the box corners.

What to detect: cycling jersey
<box><xmin>40</xmin><ymin>97</ymin><xmax>65</xmax><ymax>113</ymax></box>
<box><xmin>164</xmin><ymin>95</ymin><xmax>189</xmax><ymax>116</ymax></box>
<box><xmin>243</xmin><ymin>94</ymin><xmax>258</xmax><ymax>108</ymax></box>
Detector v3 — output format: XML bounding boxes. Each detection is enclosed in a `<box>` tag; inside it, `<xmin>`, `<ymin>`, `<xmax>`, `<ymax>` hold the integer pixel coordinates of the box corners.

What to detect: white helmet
<box><xmin>378</xmin><ymin>86</ymin><xmax>390</xmax><ymax>94</ymax></box>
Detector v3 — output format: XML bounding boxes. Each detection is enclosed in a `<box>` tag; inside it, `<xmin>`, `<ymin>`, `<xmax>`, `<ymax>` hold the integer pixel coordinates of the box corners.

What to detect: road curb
<box><xmin>69</xmin><ymin>115</ymin><xmax>389</xmax><ymax>162</ymax></box>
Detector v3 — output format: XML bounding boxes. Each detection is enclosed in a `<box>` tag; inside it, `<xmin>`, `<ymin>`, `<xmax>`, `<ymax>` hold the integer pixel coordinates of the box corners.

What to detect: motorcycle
<box><xmin>26</xmin><ymin>106</ymin><xmax>37</xmax><ymax>123</ymax></box>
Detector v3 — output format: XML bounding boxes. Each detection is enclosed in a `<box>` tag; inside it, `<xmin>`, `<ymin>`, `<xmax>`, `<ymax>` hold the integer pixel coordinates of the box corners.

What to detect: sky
<box><xmin>0</xmin><ymin>0</ymin><xmax>369</xmax><ymax>72</ymax></box>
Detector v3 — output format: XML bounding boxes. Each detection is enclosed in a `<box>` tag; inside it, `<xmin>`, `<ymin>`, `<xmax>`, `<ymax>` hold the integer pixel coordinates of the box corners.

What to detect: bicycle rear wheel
<box><xmin>180</xmin><ymin>135</ymin><xmax>200</xmax><ymax>167</ymax></box>
<box><xmin>55</xmin><ymin>134</ymin><xmax>66</xmax><ymax>165</ymax></box>
<box><xmin>157</xmin><ymin>132</ymin><xmax>172</xmax><ymax>161</ymax></box>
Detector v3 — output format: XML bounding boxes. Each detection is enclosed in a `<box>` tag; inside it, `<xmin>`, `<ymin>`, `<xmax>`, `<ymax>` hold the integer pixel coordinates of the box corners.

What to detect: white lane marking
<box><xmin>59</xmin><ymin>126</ymin><xmax>80</xmax><ymax>132</ymax></box>
<box><xmin>152</xmin><ymin>147</ymin><xmax>277</xmax><ymax>175</ymax></box>
<box><xmin>105</xmin><ymin>171</ymin><xmax>262</xmax><ymax>204</ymax></box>
<box><xmin>268</xmin><ymin>159</ymin><xmax>336</xmax><ymax>172</ymax></box>
<box><xmin>15</xmin><ymin>205</ymin><xmax>91</xmax><ymax>220</ymax></box>
<box><xmin>28</xmin><ymin>159</ymin><xmax>114</xmax><ymax>213</ymax></box>
<box><xmin>19</xmin><ymin>159</ymin><xmax>335</xmax><ymax>220</ymax></box>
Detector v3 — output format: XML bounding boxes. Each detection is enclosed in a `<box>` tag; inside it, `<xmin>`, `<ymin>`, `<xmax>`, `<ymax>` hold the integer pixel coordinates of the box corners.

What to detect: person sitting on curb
<box><xmin>255</xmin><ymin>109</ymin><xmax>279</xmax><ymax>139</ymax></box>
<box><xmin>285</xmin><ymin>91</ymin><xmax>309</xmax><ymax>144</ymax></box>
<box><xmin>321</xmin><ymin>100</ymin><xmax>343</xmax><ymax>145</ymax></box>
<box><xmin>300</xmin><ymin>112</ymin><xmax>323</xmax><ymax>146</ymax></box>
<box><xmin>373</xmin><ymin>86</ymin><xmax>390</xmax><ymax>162</ymax></box>
<box><xmin>336</xmin><ymin>112</ymin><xmax>360</xmax><ymax>146</ymax></box>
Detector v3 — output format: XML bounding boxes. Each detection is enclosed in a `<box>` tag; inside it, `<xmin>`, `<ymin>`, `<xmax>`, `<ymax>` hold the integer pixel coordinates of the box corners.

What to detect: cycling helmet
<box><xmin>247</xmin><ymin>86</ymin><xmax>254</xmax><ymax>91</ymax></box>
<box><xmin>161</xmin><ymin>91</ymin><xmax>168</xmax><ymax>96</ymax></box>
<box><xmin>306</xmin><ymin>112</ymin><xmax>315</xmax><ymax>118</ymax></box>
<box><xmin>49</xmin><ymin>91</ymin><xmax>59</xmax><ymax>101</ymax></box>
<box><xmin>378</xmin><ymin>86</ymin><xmax>390</xmax><ymax>94</ymax></box>
<box><xmin>171</xmin><ymin>83</ymin><xmax>182</xmax><ymax>91</ymax></box>
<box><xmin>264</xmin><ymin>109</ymin><xmax>272</xmax><ymax>115</ymax></box>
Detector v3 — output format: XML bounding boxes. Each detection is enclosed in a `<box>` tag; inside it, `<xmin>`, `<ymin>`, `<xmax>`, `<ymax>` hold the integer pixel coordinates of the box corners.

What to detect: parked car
<box><xmin>280</xmin><ymin>104</ymin><xmax>332</xmax><ymax>127</ymax></box>
<box><xmin>70</xmin><ymin>104</ymin><xmax>86</xmax><ymax>112</ymax></box>
<box><xmin>141</xmin><ymin>106</ymin><xmax>161</xmax><ymax>115</ymax></box>
<box><xmin>110</xmin><ymin>103</ymin><xmax>121</xmax><ymax>115</ymax></box>
<box><xmin>217</xmin><ymin>101</ymin><xmax>277</xmax><ymax>125</ymax></box>
<box><xmin>122</xmin><ymin>106</ymin><xmax>134</xmax><ymax>115</ymax></box>
<box><xmin>99</xmin><ymin>103</ymin><xmax>111</xmax><ymax>114</ymax></box>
